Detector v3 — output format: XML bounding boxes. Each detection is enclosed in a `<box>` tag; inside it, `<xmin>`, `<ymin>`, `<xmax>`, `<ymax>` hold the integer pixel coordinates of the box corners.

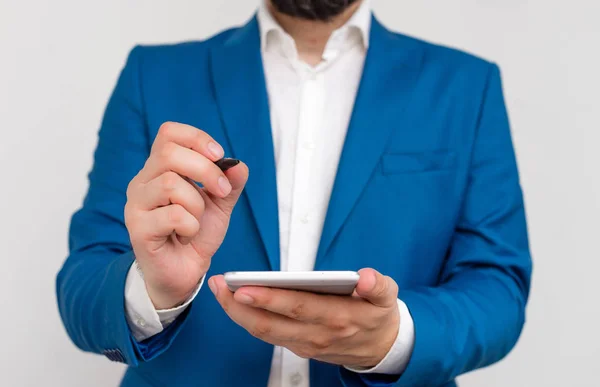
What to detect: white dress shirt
<box><xmin>124</xmin><ymin>1</ymin><xmax>415</xmax><ymax>386</ymax></box>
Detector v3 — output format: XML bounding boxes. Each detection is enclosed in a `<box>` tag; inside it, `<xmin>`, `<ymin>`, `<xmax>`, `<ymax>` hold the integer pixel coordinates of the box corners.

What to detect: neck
<box><xmin>268</xmin><ymin>1</ymin><xmax>363</xmax><ymax>66</ymax></box>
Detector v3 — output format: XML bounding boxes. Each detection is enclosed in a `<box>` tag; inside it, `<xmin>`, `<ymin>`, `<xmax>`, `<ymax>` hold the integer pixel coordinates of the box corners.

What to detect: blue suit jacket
<box><xmin>57</xmin><ymin>15</ymin><xmax>531</xmax><ymax>387</ymax></box>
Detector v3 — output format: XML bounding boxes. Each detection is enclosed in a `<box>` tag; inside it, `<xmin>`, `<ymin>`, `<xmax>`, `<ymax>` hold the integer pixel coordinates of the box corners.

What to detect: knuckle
<box><xmin>161</xmin><ymin>171</ymin><xmax>179</xmax><ymax>192</ymax></box>
<box><xmin>159</xmin><ymin>142</ymin><xmax>177</xmax><ymax>163</ymax></box>
<box><xmin>124</xmin><ymin>206</ymin><xmax>140</xmax><ymax>230</ymax></box>
<box><xmin>366</xmin><ymin>312</ymin><xmax>387</xmax><ymax>330</ymax></box>
<box><xmin>337</xmin><ymin>324</ymin><xmax>360</xmax><ymax>340</ymax></box>
<box><xmin>256</xmin><ymin>291</ymin><xmax>273</xmax><ymax>308</ymax></box>
<box><xmin>289</xmin><ymin>301</ymin><xmax>305</xmax><ymax>319</ymax></box>
<box><xmin>196</xmin><ymin>159</ymin><xmax>215</xmax><ymax>178</ymax></box>
<box><xmin>168</xmin><ymin>204</ymin><xmax>185</xmax><ymax>224</ymax></box>
<box><xmin>251</xmin><ymin>319</ymin><xmax>272</xmax><ymax>338</ymax></box>
<box><xmin>255</xmin><ymin>320</ymin><xmax>272</xmax><ymax>336</ymax></box>
<box><xmin>193</xmin><ymin>127</ymin><xmax>206</xmax><ymax>143</ymax></box>
<box><xmin>158</xmin><ymin>121</ymin><xmax>177</xmax><ymax>138</ymax></box>
<box><xmin>124</xmin><ymin>204</ymin><xmax>134</xmax><ymax>226</ymax></box>
<box><xmin>125</xmin><ymin>184</ymin><xmax>134</xmax><ymax>201</ymax></box>
<box><xmin>327</xmin><ymin>316</ymin><xmax>349</xmax><ymax>331</ymax></box>
<box><xmin>326</xmin><ymin>309</ymin><xmax>352</xmax><ymax>330</ymax></box>
<box><xmin>127</xmin><ymin>222</ymin><xmax>146</xmax><ymax>248</ymax></box>
<box><xmin>310</xmin><ymin>335</ymin><xmax>333</xmax><ymax>351</ymax></box>
<box><xmin>125</xmin><ymin>176</ymin><xmax>138</xmax><ymax>200</ymax></box>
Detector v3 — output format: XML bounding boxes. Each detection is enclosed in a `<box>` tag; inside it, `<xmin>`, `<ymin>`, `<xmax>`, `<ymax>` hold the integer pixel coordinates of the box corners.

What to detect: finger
<box><xmin>206</xmin><ymin>161</ymin><xmax>249</xmax><ymax>215</ymax></box>
<box><xmin>233</xmin><ymin>285</ymin><xmax>348</xmax><ymax>324</ymax></box>
<box><xmin>152</xmin><ymin>122</ymin><xmax>224</xmax><ymax>162</ymax></box>
<box><xmin>355</xmin><ymin>268</ymin><xmax>398</xmax><ymax>308</ymax></box>
<box><xmin>209</xmin><ymin>275</ymin><xmax>307</xmax><ymax>344</ymax></box>
<box><xmin>141</xmin><ymin>143</ymin><xmax>232</xmax><ymax>198</ymax></box>
<box><xmin>132</xmin><ymin>204</ymin><xmax>200</xmax><ymax>242</ymax></box>
<box><xmin>134</xmin><ymin>172</ymin><xmax>205</xmax><ymax>220</ymax></box>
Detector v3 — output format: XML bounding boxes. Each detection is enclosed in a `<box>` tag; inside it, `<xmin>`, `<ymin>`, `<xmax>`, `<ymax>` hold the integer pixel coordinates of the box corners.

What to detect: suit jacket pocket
<box><xmin>382</xmin><ymin>150</ymin><xmax>457</xmax><ymax>175</ymax></box>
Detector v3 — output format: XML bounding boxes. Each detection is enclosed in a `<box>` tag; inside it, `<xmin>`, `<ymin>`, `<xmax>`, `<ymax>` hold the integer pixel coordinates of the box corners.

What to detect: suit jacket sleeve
<box><xmin>56</xmin><ymin>46</ymin><xmax>191</xmax><ymax>366</ymax></box>
<box><xmin>341</xmin><ymin>63</ymin><xmax>532</xmax><ymax>387</ymax></box>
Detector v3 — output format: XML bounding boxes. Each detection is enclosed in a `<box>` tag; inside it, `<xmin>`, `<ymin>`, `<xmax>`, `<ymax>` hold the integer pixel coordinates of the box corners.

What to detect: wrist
<box><xmin>133</xmin><ymin>260</ymin><xmax>207</xmax><ymax>310</ymax></box>
<box><xmin>367</xmin><ymin>308</ymin><xmax>401</xmax><ymax>367</ymax></box>
<box><xmin>146</xmin><ymin>283</ymin><xmax>198</xmax><ymax>310</ymax></box>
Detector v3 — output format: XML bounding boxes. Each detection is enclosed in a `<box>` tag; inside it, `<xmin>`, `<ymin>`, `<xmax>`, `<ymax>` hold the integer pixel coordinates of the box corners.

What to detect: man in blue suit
<box><xmin>56</xmin><ymin>0</ymin><xmax>532</xmax><ymax>386</ymax></box>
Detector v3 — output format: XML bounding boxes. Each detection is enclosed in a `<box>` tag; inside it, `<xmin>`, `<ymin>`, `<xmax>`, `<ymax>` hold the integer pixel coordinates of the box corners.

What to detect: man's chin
<box><xmin>269</xmin><ymin>0</ymin><xmax>360</xmax><ymax>22</ymax></box>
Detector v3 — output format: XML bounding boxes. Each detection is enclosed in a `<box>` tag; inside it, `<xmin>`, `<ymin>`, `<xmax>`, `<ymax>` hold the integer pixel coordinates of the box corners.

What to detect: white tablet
<box><xmin>224</xmin><ymin>271</ymin><xmax>360</xmax><ymax>295</ymax></box>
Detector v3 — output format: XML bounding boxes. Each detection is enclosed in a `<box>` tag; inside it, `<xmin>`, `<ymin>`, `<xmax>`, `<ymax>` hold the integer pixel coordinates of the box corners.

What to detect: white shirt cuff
<box><xmin>124</xmin><ymin>261</ymin><xmax>204</xmax><ymax>342</ymax></box>
<box><xmin>344</xmin><ymin>298</ymin><xmax>415</xmax><ymax>375</ymax></box>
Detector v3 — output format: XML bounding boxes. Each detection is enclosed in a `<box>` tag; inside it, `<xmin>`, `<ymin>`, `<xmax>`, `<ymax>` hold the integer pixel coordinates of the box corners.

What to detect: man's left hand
<box><xmin>208</xmin><ymin>268</ymin><xmax>400</xmax><ymax>368</ymax></box>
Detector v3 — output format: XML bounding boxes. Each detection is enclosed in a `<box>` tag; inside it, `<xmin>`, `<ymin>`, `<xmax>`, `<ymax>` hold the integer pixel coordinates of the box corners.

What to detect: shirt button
<box><xmin>289</xmin><ymin>372</ymin><xmax>303</xmax><ymax>386</ymax></box>
<box><xmin>136</xmin><ymin>318</ymin><xmax>147</xmax><ymax>327</ymax></box>
<box><xmin>300</xmin><ymin>214</ymin><xmax>311</xmax><ymax>224</ymax></box>
<box><xmin>303</xmin><ymin>142</ymin><xmax>316</xmax><ymax>150</ymax></box>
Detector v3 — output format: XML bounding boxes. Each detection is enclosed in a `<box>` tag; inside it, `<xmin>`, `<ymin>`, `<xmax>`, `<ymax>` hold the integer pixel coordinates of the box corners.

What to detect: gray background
<box><xmin>1</xmin><ymin>0</ymin><xmax>598</xmax><ymax>385</ymax></box>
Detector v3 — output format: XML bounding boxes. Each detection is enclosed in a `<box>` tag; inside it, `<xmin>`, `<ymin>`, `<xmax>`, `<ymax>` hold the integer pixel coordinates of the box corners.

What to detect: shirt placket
<box><xmin>277</xmin><ymin>26</ymin><xmax>351</xmax><ymax>387</ymax></box>
<box><xmin>280</xmin><ymin>65</ymin><xmax>326</xmax><ymax>387</ymax></box>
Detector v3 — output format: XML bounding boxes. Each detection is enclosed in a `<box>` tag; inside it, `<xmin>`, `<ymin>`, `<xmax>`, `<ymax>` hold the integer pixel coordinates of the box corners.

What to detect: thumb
<box><xmin>355</xmin><ymin>268</ymin><xmax>398</xmax><ymax>307</ymax></box>
<box><xmin>209</xmin><ymin>161</ymin><xmax>249</xmax><ymax>215</ymax></box>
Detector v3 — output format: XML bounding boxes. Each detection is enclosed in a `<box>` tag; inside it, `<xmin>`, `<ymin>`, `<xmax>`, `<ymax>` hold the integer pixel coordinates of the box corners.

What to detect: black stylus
<box><xmin>214</xmin><ymin>158</ymin><xmax>240</xmax><ymax>172</ymax></box>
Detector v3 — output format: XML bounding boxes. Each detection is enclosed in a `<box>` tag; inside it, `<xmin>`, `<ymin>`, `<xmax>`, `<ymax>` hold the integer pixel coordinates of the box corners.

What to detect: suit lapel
<box><xmin>314</xmin><ymin>17</ymin><xmax>425</xmax><ymax>268</ymax></box>
<box><xmin>210</xmin><ymin>16</ymin><xmax>280</xmax><ymax>271</ymax></box>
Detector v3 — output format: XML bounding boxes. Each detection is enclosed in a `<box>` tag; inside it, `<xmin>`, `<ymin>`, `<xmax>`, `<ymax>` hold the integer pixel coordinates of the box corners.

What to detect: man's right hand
<box><xmin>124</xmin><ymin>122</ymin><xmax>249</xmax><ymax>310</ymax></box>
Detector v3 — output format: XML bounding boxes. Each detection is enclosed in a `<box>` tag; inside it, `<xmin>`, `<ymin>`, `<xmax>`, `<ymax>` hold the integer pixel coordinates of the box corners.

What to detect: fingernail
<box><xmin>218</xmin><ymin>176</ymin><xmax>232</xmax><ymax>196</ymax></box>
<box><xmin>208</xmin><ymin>141</ymin><xmax>224</xmax><ymax>159</ymax></box>
<box><xmin>208</xmin><ymin>278</ymin><xmax>218</xmax><ymax>297</ymax></box>
<box><xmin>236</xmin><ymin>293</ymin><xmax>254</xmax><ymax>305</ymax></box>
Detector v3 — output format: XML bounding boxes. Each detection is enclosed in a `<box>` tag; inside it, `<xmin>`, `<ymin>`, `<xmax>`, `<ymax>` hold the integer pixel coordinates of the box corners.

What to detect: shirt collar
<box><xmin>257</xmin><ymin>0</ymin><xmax>371</xmax><ymax>54</ymax></box>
